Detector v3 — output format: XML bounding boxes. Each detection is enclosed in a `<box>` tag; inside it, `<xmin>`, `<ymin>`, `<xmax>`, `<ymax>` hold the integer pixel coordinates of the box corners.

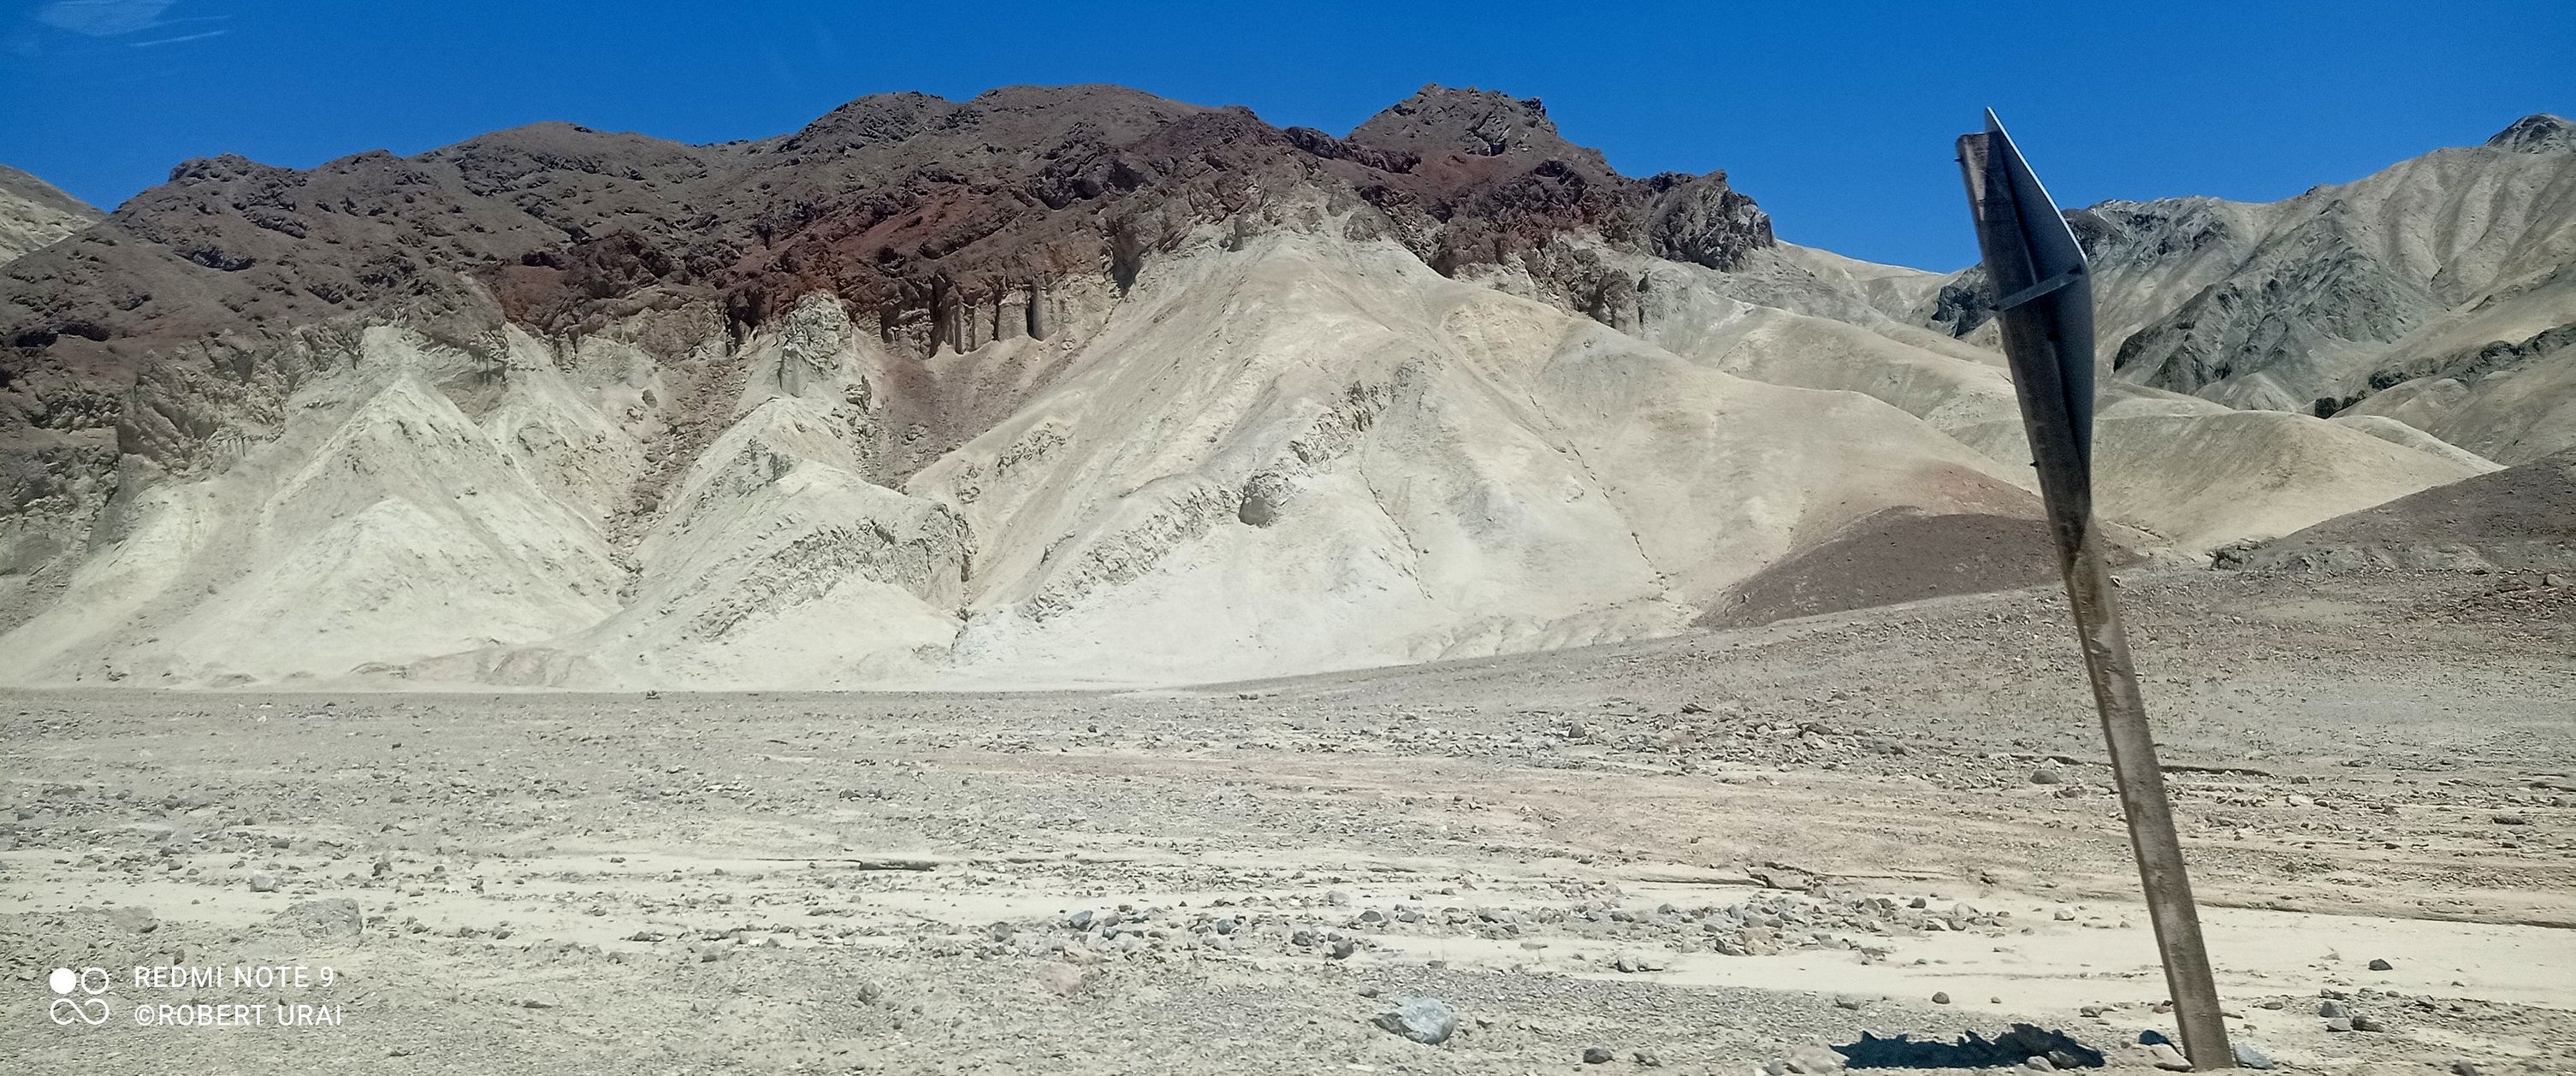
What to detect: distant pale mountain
<box><xmin>0</xmin><ymin>88</ymin><xmax>2544</xmax><ymax>688</ymax></box>
<box><xmin>0</xmin><ymin>164</ymin><xmax>101</xmax><ymax>265</ymax></box>
<box><xmin>1922</xmin><ymin>114</ymin><xmax>2576</xmax><ymax>464</ymax></box>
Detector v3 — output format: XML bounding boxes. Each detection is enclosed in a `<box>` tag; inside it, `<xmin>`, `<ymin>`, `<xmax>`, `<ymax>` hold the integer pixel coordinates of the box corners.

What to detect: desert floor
<box><xmin>4</xmin><ymin>568</ymin><xmax>2571</xmax><ymax>1074</ymax></box>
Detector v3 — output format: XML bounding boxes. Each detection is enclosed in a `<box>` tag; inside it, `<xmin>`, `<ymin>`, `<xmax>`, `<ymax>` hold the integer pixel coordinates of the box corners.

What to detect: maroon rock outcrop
<box><xmin>0</xmin><ymin>83</ymin><xmax>1775</xmax><ymax>587</ymax></box>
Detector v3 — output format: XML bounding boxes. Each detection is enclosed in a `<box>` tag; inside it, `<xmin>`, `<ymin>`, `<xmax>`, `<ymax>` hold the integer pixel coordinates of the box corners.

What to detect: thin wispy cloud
<box><xmin>129</xmin><ymin>28</ymin><xmax>226</xmax><ymax>47</ymax></box>
<box><xmin>34</xmin><ymin>0</ymin><xmax>176</xmax><ymax>37</ymax></box>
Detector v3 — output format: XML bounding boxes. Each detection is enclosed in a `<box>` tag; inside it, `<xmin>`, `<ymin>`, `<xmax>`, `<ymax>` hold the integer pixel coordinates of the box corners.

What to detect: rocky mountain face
<box><xmin>1925</xmin><ymin>114</ymin><xmax>2576</xmax><ymax>463</ymax></box>
<box><xmin>0</xmin><ymin>87</ymin><xmax>2543</xmax><ymax>688</ymax></box>
<box><xmin>0</xmin><ymin>165</ymin><xmax>100</xmax><ymax>266</ymax></box>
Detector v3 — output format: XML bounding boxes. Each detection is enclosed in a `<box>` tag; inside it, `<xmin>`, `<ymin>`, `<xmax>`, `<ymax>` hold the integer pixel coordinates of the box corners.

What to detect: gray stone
<box><xmin>247</xmin><ymin>872</ymin><xmax>281</xmax><ymax>893</ymax></box>
<box><xmin>1931</xmin><ymin>990</ymin><xmax>1952</xmax><ymax>1004</ymax></box>
<box><xmin>1785</xmin><ymin>1045</ymin><xmax>1848</xmax><ymax>1074</ymax></box>
<box><xmin>2367</xmin><ymin>957</ymin><xmax>2395</xmax><ymax>971</ymax></box>
<box><xmin>1371</xmin><ymin>996</ymin><xmax>1457</xmax><ymax>1045</ymax></box>
<box><xmin>2029</xmin><ymin>766</ymin><xmax>2064</xmax><ymax>784</ymax></box>
<box><xmin>2318</xmin><ymin>999</ymin><xmax>2348</xmax><ymax>1018</ymax></box>
<box><xmin>2146</xmin><ymin>1043</ymin><xmax>2194</xmax><ymax>1071</ymax></box>
<box><xmin>1582</xmin><ymin>1046</ymin><xmax>1614</xmax><ymax>1064</ymax></box>
<box><xmin>267</xmin><ymin>897</ymin><xmax>363</xmax><ymax>939</ymax></box>
<box><xmin>2234</xmin><ymin>1043</ymin><xmax>2278</xmax><ymax>1069</ymax></box>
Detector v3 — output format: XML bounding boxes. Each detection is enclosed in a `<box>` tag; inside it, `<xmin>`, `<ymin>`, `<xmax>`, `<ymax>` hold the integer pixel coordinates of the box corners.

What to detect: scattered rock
<box><xmin>2146</xmin><ymin>1042</ymin><xmax>2194</xmax><ymax>1071</ymax></box>
<box><xmin>1583</xmin><ymin>1046</ymin><xmax>1615</xmax><ymax>1064</ymax></box>
<box><xmin>1932</xmin><ymin>990</ymin><xmax>1951</xmax><ymax>1004</ymax></box>
<box><xmin>2368</xmin><ymin>958</ymin><xmax>2395</xmax><ymax>971</ymax></box>
<box><xmin>1372</xmin><ymin>996</ymin><xmax>1457</xmax><ymax>1045</ymax></box>
<box><xmin>268</xmin><ymin>897</ymin><xmax>364</xmax><ymax>940</ymax></box>
<box><xmin>1033</xmin><ymin>961</ymin><xmax>1084</xmax><ymax>996</ymax></box>
<box><xmin>1783</xmin><ymin>1044</ymin><xmax>1848</xmax><ymax>1074</ymax></box>
<box><xmin>2029</xmin><ymin>766</ymin><xmax>2064</xmax><ymax>784</ymax></box>
<box><xmin>247</xmin><ymin>872</ymin><xmax>280</xmax><ymax>892</ymax></box>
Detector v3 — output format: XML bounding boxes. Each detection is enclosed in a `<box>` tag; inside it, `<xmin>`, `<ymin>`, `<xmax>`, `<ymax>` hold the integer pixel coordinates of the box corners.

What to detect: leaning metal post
<box><xmin>1957</xmin><ymin>110</ymin><xmax>2234</xmax><ymax>1070</ymax></box>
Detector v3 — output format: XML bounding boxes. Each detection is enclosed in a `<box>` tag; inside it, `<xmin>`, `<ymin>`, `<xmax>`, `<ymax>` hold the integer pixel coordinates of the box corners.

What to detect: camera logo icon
<box><xmin>49</xmin><ymin>967</ymin><xmax>112</xmax><ymax>1026</ymax></box>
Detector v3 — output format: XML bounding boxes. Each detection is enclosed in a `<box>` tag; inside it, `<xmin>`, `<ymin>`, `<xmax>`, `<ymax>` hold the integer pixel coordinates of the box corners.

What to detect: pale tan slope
<box><xmin>0</xmin><ymin>228</ymin><xmax>2045</xmax><ymax>689</ymax></box>
<box><xmin>1626</xmin><ymin>257</ymin><xmax>2018</xmax><ymax>435</ymax></box>
<box><xmin>903</xmin><ymin>231</ymin><xmax>2040</xmax><ymax>684</ymax></box>
<box><xmin>2350</xmin><ymin>354</ymin><xmax>2576</xmax><ymax>467</ymax></box>
<box><xmin>0</xmin><ymin>216</ymin><xmax>2515</xmax><ymax>689</ymax></box>
<box><xmin>2326</xmin><ymin>413</ymin><xmax>2506</xmax><ymax>472</ymax></box>
<box><xmin>1597</xmin><ymin>249</ymin><xmax>2498</xmax><ymax>556</ymax></box>
<box><xmin>0</xmin><ymin>328</ymin><xmax>630</xmax><ymax>685</ymax></box>
<box><xmin>1768</xmin><ymin>242</ymin><xmax>1953</xmax><ymax>324</ymax></box>
<box><xmin>2332</xmin><ymin>268</ymin><xmax>2576</xmax><ymax>464</ymax></box>
<box><xmin>417</xmin><ymin>298</ymin><xmax>974</xmax><ymax>688</ymax></box>
<box><xmin>2216</xmin><ymin>446</ymin><xmax>2575</xmax><ymax>571</ymax></box>
<box><xmin>1949</xmin><ymin>408</ymin><xmax>2496</xmax><ymax>553</ymax></box>
<box><xmin>0</xmin><ymin>164</ymin><xmax>99</xmax><ymax>265</ymax></box>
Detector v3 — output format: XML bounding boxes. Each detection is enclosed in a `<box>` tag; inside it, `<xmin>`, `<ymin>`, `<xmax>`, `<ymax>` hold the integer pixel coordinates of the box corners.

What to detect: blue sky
<box><xmin>3</xmin><ymin>0</ymin><xmax>2569</xmax><ymax>269</ymax></box>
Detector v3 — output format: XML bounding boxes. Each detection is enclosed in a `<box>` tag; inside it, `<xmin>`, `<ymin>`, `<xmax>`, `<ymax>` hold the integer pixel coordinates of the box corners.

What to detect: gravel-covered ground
<box><xmin>4</xmin><ymin>567</ymin><xmax>2571</xmax><ymax>1074</ymax></box>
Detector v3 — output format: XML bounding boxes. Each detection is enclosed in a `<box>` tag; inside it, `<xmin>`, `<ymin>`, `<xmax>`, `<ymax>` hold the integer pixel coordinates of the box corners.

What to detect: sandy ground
<box><xmin>3</xmin><ymin>567</ymin><xmax>2571</xmax><ymax>1074</ymax></box>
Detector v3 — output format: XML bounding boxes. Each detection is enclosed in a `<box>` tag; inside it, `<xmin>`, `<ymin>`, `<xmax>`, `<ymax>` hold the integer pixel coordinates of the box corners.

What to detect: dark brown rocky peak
<box><xmin>2486</xmin><ymin>114</ymin><xmax>2574</xmax><ymax>154</ymax></box>
<box><xmin>1642</xmin><ymin>170</ymin><xmax>1774</xmax><ymax>271</ymax></box>
<box><xmin>1350</xmin><ymin>84</ymin><xmax>1603</xmax><ymax>169</ymax></box>
<box><xmin>428</xmin><ymin>121</ymin><xmax>714</xmax><ymax>180</ymax></box>
<box><xmin>767</xmin><ymin>85</ymin><xmax>1208</xmax><ymax>160</ymax></box>
<box><xmin>773</xmin><ymin>92</ymin><xmax>945</xmax><ymax>154</ymax></box>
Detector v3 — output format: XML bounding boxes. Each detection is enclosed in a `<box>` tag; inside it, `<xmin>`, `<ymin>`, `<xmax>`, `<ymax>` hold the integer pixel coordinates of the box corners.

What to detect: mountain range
<box><xmin>0</xmin><ymin>86</ymin><xmax>2566</xmax><ymax>688</ymax></box>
